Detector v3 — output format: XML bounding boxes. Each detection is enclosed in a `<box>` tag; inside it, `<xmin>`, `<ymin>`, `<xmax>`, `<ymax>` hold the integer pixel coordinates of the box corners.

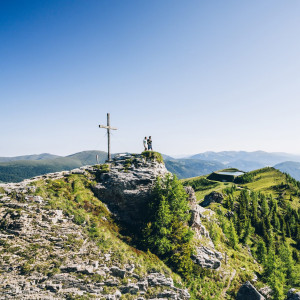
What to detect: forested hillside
<box><xmin>183</xmin><ymin>167</ymin><xmax>300</xmax><ymax>299</ymax></box>
<box><xmin>0</xmin><ymin>151</ymin><xmax>107</xmax><ymax>182</ymax></box>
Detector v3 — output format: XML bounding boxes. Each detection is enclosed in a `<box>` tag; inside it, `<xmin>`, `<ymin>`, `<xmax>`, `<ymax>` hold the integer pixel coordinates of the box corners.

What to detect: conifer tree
<box><xmin>261</xmin><ymin>194</ymin><xmax>269</xmax><ymax>217</ymax></box>
<box><xmin>228</xmin><ymin>220</ymin><xmax>239</xmax><ymax>250</ymax></box>
<box><xmin>256</xmin><ymin>239</ymin><xmax>267</xmax><ymax>264</ymax></box>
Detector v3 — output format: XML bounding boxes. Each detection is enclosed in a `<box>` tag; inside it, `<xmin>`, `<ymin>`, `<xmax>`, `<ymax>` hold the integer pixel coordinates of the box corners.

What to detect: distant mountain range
<box><xmin>0</xmin><ymin>153</ymin><xmax>60</xmax><ymax>163</ymax></box>
<box><xmin>2</xmin><ymin>150</ymin><xmax>300</xmax><ymax>183</ymax></box>
<box><xmin>189</xmin><ymin>151</ymin><xmax>300</xmax><ymax>168</ymax></box>
<box><xmin>0</xmin><ymin>151</ymin><xmax>107</xmax><ymax>183</ymax></box>
<box><xmin>274</xmin><ymin>161</ymin><xmax>300</xmax><ymax>181</ymax></box>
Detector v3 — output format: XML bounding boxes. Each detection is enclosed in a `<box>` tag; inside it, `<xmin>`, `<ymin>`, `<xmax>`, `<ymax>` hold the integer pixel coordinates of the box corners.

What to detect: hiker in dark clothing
<box><xmin>147</xmin><ymin>136</ymin><xmax>153</xmax><ymax>151</ymax></box>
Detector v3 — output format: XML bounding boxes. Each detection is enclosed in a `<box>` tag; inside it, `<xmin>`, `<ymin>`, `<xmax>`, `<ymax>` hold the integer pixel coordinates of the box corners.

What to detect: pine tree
<box><xmin>242</xmin><ymin>218</ymin><xmax>253</xmax><ymax>245</ymax></box>
<box><xmin>256</xmin><ymin>239</ymin><xmax>267</xmax><ymax>264</ymax></box>
<box><xmin>273</xmin><ymin>214</ymin><xmax>281</xmax><ymax>232</ymax></box>
<box><xmin>251</xmin><ymin>192</ymin><xmax>259</xmax><ymax>230</ymax></box>
<box><xmin>261</xmin><ymin>194</ymin><xmax>269</xmax><ymax>217</ymax></box>
<box><xmin>278</xmin><ymin>243</ymin><xmax>294</xmax><ymax>285</ymax></box>
<box><xmin>228</xmin><ymin>220</ymin><xmax>239</xmax><ymax>250</ymax></box>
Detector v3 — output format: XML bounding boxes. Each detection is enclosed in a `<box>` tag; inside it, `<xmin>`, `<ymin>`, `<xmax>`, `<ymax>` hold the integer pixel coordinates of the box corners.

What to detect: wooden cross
<box><xmin>99</xmin><ymin>113</ymin><xmax>117</xmax><ymax>162</ymax></box>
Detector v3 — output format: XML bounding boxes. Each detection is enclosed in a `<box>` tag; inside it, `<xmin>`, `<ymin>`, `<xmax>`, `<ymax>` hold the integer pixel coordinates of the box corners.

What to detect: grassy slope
<box><xmin>184</xmin><ymin>167</ymin><xmax>300</xmax><ymax>210</ymax></box>
<box><xmin>182</xmin><ymin>167</ymin><xmax>300</xmax><ymax>298</ymax></box>
<box><xmin>239</xmin><ymin>167</ymin><xmax>300</xmax><ymax>210</ymax></box>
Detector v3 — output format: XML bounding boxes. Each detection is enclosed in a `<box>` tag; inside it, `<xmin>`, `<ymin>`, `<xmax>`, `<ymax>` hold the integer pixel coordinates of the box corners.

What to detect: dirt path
<box><xmin>222</xmin><ymin>268</ymin><xmax>236</xmax><ymax>298</ymax></box>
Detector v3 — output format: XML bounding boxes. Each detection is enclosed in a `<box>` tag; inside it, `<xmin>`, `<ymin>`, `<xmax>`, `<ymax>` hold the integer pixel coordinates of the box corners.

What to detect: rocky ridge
<box><xmin>0</xmin><ymin>154</ymin><xmax>191</xmax><ymax>299</ymax></box>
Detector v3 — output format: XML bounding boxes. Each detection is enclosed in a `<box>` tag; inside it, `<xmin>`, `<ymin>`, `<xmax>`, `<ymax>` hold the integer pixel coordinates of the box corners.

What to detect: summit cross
<box><xmin>99</xmin><ymin>113</ymin><xmax>118</xmax><ymax>162</ymax></box>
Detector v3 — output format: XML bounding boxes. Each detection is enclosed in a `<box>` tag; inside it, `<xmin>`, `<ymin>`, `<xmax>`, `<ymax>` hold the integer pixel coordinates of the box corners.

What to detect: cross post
<box><xmin>99</xmin><ymin>113</ymin><xmax>117</xmax><ymax>162</ymax></box>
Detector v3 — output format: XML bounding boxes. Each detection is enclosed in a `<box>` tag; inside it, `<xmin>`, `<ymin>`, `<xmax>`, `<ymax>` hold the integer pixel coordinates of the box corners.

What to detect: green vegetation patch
<box><xmin>183</xmin><ymin>177</ymin><xmax>219</xmax><ymax>192</ymax></box>
<box><xmin>141</xmin><ymin>151</ymin><xmax>164</xmax><ymax>164</ymax></box>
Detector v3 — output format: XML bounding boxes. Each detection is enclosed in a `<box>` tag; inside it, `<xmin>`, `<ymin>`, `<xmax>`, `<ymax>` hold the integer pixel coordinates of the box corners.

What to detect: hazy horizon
<box><xmin>2</xmin><ymin>149</ymin><xmax>300</xmax><ymax>159</ymax></box>
<box><xmin>1</xmin><ymin>1</ymin><xmax>300</xmax><ymax>156</ymax></box>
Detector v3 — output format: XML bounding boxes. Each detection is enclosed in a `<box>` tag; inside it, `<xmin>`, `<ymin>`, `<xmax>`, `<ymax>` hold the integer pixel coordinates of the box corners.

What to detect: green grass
<box><xmin>141</xmin><ymin>151</ymin><xmax>164</xmax><ymax>164</ymax></box>
<box><xmin>183</xmin><ymin>167</ymin><xmax>300</xmax><ymax>209</ymax></box>
<box><xmin>238</xmin><ymin>167</ymin><xmax>300</xmax><ymax>209</ymax></box>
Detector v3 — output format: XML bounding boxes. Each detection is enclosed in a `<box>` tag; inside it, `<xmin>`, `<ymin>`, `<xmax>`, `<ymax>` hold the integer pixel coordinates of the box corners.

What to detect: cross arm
<box><xmin>99</xmin><ymin>125</ymin><xmax>118</xmax><ymax>130</ymax></box>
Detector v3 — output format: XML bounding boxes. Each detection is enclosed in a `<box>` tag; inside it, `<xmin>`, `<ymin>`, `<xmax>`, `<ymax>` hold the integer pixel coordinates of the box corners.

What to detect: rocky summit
<box><xmin>92</xmin><ymin>153</ymin><xmax>169</xmax><ymax>225</ymax></box>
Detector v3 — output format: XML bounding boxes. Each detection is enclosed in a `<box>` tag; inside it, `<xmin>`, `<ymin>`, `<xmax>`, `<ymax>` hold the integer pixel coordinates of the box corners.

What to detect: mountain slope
<box><xmin>1</xmin><ymin>154</ymin><xmax>299</xmax><ymax>299</ymax></box>
<box><xmin>165</xmin><ymin>159</ymin><xmax>224</xmax><ymax>179</ymax></box>
<box><xmin>67</xmin><ymin>150</ymin><xmax>107</xmax><ymax>165</ymax></box>
<box><xmin>0</xmin><ymin>151</ymin><xmax>107</xmax><ymax>183</ymax></box>
<box><xmin>274</xmin><ymin>161</ymin><xmax>300</xmax><ymax>181</ymax></box>
<box><xmin>0</xmin><ymin>153</ymin><xmax>60</xmax><ymax>163</ymax></box>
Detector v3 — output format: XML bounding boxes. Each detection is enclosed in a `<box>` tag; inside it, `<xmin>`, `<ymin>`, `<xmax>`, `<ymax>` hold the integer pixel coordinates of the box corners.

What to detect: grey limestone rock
<box><xmin>236</xmin><ymin>281</ymin><xmax>265</xmax><ymax>300</ymax></box>
<box><xmin>191</xmin><ymin>246</ymin><xmax>223</xmax><ymax>270</ymax></box>
<box><xmin>110</xmin><ymin>266</ymin><xmax>126</xmax><ymax>278</ymax></box>
<box><xmin>259</xmin><ymin>286</ymin><xmax>272</xmax><ymax>299</ymax></box>
<box><xmin>157</xmin><ymin>290</ymin><xmax>179</xmax><ymax>299</ymax></box>
<box><xmin>201</xmin><ymin>191</ymin><xmax>224</xmax><ymax>207</ymax></box>
<box><xmin>120</xmin><ymin>284</ymin><xmax>139</xmax><ymax>294</ymax></box>
<box><xmin>147</xmin><ymin>273</ymin><xmax>174</xmax><ymax>287</ymax></box>
<box><xmin>92</xmin><ymin>154</ymin><xmax>169</xmax><ymax>225</ymax></box>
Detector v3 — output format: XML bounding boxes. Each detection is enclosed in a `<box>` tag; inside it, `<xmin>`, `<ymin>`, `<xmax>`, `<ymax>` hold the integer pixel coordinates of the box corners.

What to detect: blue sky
<box><xmin>1</xmin><ymin>0</ymin><xmax>300</xmax><ymax>156</ymax></box>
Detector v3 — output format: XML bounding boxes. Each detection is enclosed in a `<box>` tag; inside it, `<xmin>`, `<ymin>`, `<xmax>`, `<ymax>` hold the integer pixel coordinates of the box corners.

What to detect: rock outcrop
<box><xmin>185</xmin><ymin>186</ymin><xmax>223</xmax><ymax>270</ymax></box>
<box><xmin>92</xmin><ymin>154</ymin><xmax>169</xmax><ymax>225</ymax></box>
<box><xmin>191</xmin><ymin>246</ymin><xmax>223</xmax><ymax>270</ymax></box>
<box><xmin>200</xmin><ymin>191</ymin><xmax>224</xmax><ymax>207</ymax></box>
<box><xmin>287</xmin><ymin>289</ymin><xmax>300</xmax><ymax>300</ymax></box>
<box><xmin>236</xmin><ymin>281</ymin><xmax>265</xmax><ymax>300</ymax></box>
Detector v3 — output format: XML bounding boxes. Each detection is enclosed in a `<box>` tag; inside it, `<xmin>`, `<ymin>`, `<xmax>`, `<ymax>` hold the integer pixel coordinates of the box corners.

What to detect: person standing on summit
<box><xmin>143</xmin><ymin>137</ymin><xmax>148</xmax><ymax>151</ymax></box>
<box><xmin>147</xmin><ymin>136</ymin><xmax>153</xmax><ymax>151</ymax></box>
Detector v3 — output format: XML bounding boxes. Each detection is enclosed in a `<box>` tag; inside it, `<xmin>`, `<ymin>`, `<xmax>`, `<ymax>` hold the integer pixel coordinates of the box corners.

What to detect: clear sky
<box><xmin>1</xmin><ymin>0</ymin><xmax>300</xmax><ymax>156</ymax></box>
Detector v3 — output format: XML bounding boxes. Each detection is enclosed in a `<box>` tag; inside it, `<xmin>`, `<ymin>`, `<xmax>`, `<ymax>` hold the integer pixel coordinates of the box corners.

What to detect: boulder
<box><xmin>236</xmin><ymin>281</ymin><xmax>265</xmax><ymax>300</ymax></box>
<box><xmin>201</xmin><ymin>191</ymin><xmax>224</xmax><ymax>207</ymax></box>
<box><xmin>287</xmin><ymin>289</ymin><xmax>300</xmax><ymax>300</ymax></box>
<box><xmin>110</xmin><ymin>266</ymin><xmax>126</xmax><ymax>278</ymax></box>
<box><xmin>191</xmin><ymin>246</ymin><xmax>222</xmax><ymax>270</ymax></box>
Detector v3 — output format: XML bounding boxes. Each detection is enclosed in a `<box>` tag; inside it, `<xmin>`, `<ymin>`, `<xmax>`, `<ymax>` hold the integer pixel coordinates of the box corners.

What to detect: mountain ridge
<box><xmin>0</xmin><ymin>153</ymin><xmax>299</xmax><ymax>299</ymax></box>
